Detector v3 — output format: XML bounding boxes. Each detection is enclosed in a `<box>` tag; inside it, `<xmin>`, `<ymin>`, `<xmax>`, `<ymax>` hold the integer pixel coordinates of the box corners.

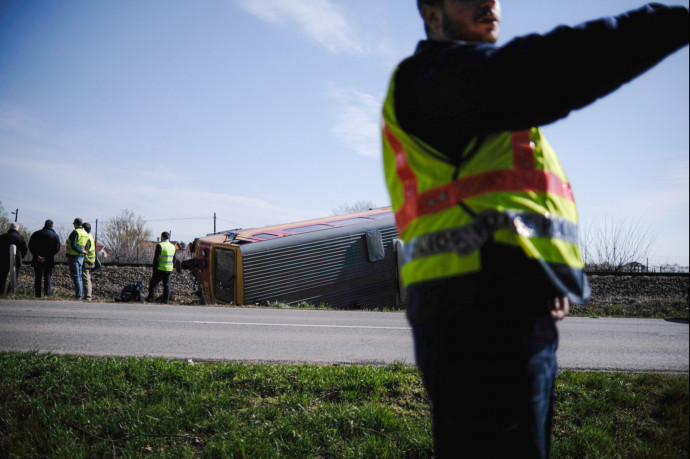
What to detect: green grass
<box><xmin>260</xmin><ymin>298</ymin><xmax>690</xmax><ymax>318</ymax></box>
<box><xmin>1</xmin><ymin>353</ymin><xmax>687</xmax><ymax>458</ymax></box>
<box><xmin>0</xmin><ymin>353</ymin><xmax>431</xmax><ymax>458</ymax></box>
<box><xmin>553</xmin><ymin>371</ymin><xmax>689</xmax><ymax>458</ymax></box>
<box><xmin>265</xmin><ymin>300</ymin><xmax>332</xmax><ymax>310</ymax></box>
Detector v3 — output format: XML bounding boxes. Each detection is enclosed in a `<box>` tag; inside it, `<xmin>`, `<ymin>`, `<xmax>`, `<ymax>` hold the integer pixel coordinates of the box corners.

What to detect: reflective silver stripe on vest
<box><xmin>403</xmin><ymin>210</ymin><xmax>579</xmax><ymax>263</ymax></box>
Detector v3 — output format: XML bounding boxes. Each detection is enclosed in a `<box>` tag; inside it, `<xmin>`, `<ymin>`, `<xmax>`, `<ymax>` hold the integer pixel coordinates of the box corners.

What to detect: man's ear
<box><xmin>421</xmin><ymin>4</ymin><xmax>443</xmax><ymax>38</ymax></box>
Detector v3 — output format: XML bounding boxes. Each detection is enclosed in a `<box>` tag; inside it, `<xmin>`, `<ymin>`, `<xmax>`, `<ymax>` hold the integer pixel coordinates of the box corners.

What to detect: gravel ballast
<box><xmin>6</xmin><ymin>264</ymin><xmax>689</xmax><ymax>316</ymax></box>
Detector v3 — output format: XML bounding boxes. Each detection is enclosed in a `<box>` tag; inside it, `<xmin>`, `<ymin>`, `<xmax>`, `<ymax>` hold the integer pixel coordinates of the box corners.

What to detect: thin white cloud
<box><xmin>0</xmin><ymin>105</ymin><xmax>45</xmax><ymax>139</ymax></box>
<box><xmin>616</xmin><ymin>158</ymin><xmax>689</xmax><ymax>219</ymax></box>
<box><xmin>0</xmin><ymin>153</ymin><xmax>324</xmax><ymax>241</ymax></box>
<box><xmin>330</xmin><ymin>86</ymin><xmax>382</xmax><ymax>158</ymax></box>
<box><xmin>665</xmin><ymin>158</ymin><xmax>690</xmax><ymax>188</ymax></box>
<box><xmin>235</xmin><ymin>0</ymin><xmax>364</xmax><ymax>54</ymax></box>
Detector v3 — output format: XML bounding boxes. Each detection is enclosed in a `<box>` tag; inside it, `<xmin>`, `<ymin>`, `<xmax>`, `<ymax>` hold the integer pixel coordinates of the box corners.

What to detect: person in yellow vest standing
<box><xmin>81</xmin><ymin>222</ymin><xmax>96</xmax><ymax>302</ymax></box>
<box><xmin>383</xmin><ymin>2</ymin><xmax>688</xmax><ymax>458</ymax></box>
<box><xmin>66</xmin><ymin>218</ymin><xmax>89</xmax><ymax>300</ymax></box>
<box><xmin>146</xmin><ymin>232</ymin><xmax>176</xmax><ymax>304</ymax></box>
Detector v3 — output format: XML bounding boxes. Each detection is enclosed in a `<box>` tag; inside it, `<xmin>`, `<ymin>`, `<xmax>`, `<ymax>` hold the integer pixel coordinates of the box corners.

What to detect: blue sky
<box><xmin>0</xmin><ymin>0</ymin><xmax>688</xmax><ymax>264</ymax></box>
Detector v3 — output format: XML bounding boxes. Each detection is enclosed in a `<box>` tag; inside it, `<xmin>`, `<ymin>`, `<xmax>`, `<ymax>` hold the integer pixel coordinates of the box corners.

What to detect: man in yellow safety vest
<box><xmin>383</xmin><ymin>1</ymin><xmax>688</xmax><ymax>457</ymax></box>
<box><xmin>65</xmin><ymin>218</ymin><xmax>89</xmax><ymax>300</ymax></box>
<box><xmin>146</xmin><ymin>232</ymin><xmax>176</xmax><ymax>303</ymax></box>
<box><xmin>82</xmin><ymin>222</ymin><xmax>96</xmax><ymax>301</ymax></box>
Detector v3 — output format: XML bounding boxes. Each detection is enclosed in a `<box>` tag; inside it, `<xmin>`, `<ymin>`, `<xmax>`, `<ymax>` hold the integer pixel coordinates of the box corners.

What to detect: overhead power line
<box><xmin>146</xmin><ymin>217</ymin><xmax>211</xmax><ymax>222</ymax></box>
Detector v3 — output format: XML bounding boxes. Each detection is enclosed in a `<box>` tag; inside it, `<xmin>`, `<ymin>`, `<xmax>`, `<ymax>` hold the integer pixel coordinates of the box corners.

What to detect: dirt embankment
<box><xmin>588</xmin><ymin>274</ymin><xmax>688</xmax><ymax>304</ymax></box>
<box><xmin>10</xmin><ymin>265</ymin><xmax>690</xmax><ymax>311</ymax></box>
<box><xmin>13</xmin><ymin>265</ymin><xmax>199</xmax><ymax>304</ymax></box>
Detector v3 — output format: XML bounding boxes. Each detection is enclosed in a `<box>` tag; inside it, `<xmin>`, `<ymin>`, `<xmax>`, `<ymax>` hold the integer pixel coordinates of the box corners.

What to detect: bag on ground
<box><xmin>117</xmin><ymin>281</ymin><xmax>144</xmax><ymax>302</ymax></box>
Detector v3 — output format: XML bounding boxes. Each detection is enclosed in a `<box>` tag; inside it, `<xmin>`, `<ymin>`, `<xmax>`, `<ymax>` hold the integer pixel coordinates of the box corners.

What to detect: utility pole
<box><xmin>214</xmin><ymin>212</ymin><xmax>217</xmax><ymax>233</ymax></box>
<box><xmin>11</xmin><ymin>209</ymin><xmax>18</xmax><ymax>222</ymax></box>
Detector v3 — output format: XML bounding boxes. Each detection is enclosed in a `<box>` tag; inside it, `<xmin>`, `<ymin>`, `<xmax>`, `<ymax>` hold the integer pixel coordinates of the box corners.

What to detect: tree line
<box><xmin>0</xmin><ymin>203</ymin><xmax>158</xmax><ymax>264</ymax></box>
<box><xmin>1</xmin><ymin>200</ymin><xmax>659</xmax><ymax>270</ymax></box>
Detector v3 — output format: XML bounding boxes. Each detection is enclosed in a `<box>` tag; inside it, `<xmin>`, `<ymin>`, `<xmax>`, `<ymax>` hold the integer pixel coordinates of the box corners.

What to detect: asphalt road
<box><xmin>0</xmin><ymin>300</ymin><xmax>687</xmax><ymax>373</ymax></box>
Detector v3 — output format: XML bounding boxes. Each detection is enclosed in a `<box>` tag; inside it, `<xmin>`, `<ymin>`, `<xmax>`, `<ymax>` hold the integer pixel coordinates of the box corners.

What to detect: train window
<box><xmin>332</xmin><ymin>217</ymin><xmax>372</xmax><ymax>226</ymax></box>
<box><xmin>283</xmin><ymin>224</ymin><xmax>332</xmax><ymax>234</ymax></box>
<box><xmin>213</xmin><ymin>248</ymin><xmax>236</xmax><ymax>304</ymax></box>
<box><xmin>365</xmin><ymin>229</ymin><xmax>385</xmax><ymax>262</ymax></box>
<box><xmin>252</xmin><ymin>233</ymin><xmax>278</xmax><ymax>239</ymax></box>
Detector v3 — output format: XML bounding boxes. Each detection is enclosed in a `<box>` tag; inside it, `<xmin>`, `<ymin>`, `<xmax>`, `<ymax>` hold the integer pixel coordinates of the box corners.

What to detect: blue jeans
<box><xmin>411</xmin><ymin>313</ymin><xmax>558</xmax><ymax>459</ymax></box>
<box><xmin>67</xmin><ymin>255</ymin><xmax>84</xmax><ymax>299</ymax></box>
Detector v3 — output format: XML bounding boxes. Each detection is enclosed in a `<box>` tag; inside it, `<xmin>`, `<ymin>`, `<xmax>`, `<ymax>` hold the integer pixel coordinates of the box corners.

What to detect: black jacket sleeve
<box><xmin>29</xmin><ymin>233</ymin><xmax>39</xmax><ymax>258</ymax></box>
<box><xmin>395</xmin><ymin>3</ymin><xmax>689</xmax><ymax>160</ymax></box>
<box><xmin>152</xmin><ymin>244</ymin><xmax>161</xmax><ymax>269</ymax></box>
<box><xmin>51</xmin><ymin>230</ymin><xmax>60</xmax><ymax>256</ymax></box>
<box><xmin>19</xmin><ymin>236</ymin><xmax>27</xmax><ymax>257</ymax></box>
<box><xmin>68</xmin><ymin>230</ymin><xmax>78</xmax><ymax>253</ymax></box>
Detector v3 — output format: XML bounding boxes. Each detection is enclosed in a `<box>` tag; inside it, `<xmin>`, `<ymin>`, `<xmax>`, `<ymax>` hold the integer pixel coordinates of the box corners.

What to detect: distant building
<box><xmin>623</xmin><ymin>261</ymin><xmax>648</xmax><ymax>273</ymax></box>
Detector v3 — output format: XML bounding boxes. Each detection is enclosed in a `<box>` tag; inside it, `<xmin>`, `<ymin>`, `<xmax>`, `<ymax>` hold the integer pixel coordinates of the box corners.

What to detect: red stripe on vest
<box><xmin>384</xmin><ymin>126</ymin><xmax>574</xmax><ymax>233</ymax></box>
<box><xmin>383</xmin><ymin>124</ymin><xmax>418</xmax><ymax>230</ymax></box>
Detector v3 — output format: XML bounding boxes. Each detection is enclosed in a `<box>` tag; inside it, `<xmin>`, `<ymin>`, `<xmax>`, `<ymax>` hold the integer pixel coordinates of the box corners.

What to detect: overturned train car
<box><xmin>181</xmin><ymin>208</ymin><xmax>405</xmax><ymax>309</ymax></box>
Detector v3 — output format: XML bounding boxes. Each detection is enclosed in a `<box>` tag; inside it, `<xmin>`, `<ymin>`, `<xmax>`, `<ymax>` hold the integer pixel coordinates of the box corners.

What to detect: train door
<box><xmin>213</xmin><ymin>246</ymin><xmax>237</xmax><ymax>305</ymax></box>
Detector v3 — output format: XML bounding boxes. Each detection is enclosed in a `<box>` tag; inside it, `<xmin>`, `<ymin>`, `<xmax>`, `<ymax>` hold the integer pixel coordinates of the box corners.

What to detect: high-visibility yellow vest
<box><xmin>65</xmin><ymin>228</ymin><xmax>89</xmax><ymax>256</ymax></box>
<box><xmin>85</xmin><ymin>234</ymin><xmax>96</xmax><ymax>264</ymax></box>
<box><xmin>157</xmin><ymin>241</ymin><xmax>175</xmax><ymax>272</ymax></box>
<box><xmin>382</xmin><ymin>69</ymin><xmax>589</xmax><ymax>302</ymax></box>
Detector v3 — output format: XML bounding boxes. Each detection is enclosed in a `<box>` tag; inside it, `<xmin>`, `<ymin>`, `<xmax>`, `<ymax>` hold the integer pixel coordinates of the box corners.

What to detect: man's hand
<box><xmin>552</xmin><ymin>297</ymin><xmax>570</xmax><ymax>321</ymax></box>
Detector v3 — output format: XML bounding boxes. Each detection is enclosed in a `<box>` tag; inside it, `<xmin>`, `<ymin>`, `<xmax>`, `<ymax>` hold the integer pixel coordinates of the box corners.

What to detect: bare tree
<box><xmin>48</xmin><ymin>222</ymin><xmax>73</xmax><ymax>263</ymax></box>
<box><xmin>580</xmin><ymin>217</ymin><xmax>655</xmax><ymax>271</ymax></box>
<box><xmin>53</xmin><ymin>223</ymin><xmax>73</xmax><ymax>246</ymax></box>
<box><xmin>101</xmin><ymin>209</ymin><xmax>153</xmax><ymax>263</ymax></box>
<box><xmin>0</xmin><ymin>201</ymin><xmax>9</xmax><ymax>232</ymax></box>
<box><xmin>0</xmin><ymin>201</ymin><xmax>31</xmax><ymax>255</ymax></box>
<box><xmin>331</xmin><ymin>200</ymin><xmax>377</xmax><ymax>216</ymax></box>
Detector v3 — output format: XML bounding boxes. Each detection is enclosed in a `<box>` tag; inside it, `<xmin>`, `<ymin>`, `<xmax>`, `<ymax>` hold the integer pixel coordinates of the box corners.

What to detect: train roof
<box><xmin>198</xmin><ymin>208</ymin><xmax>395</xmax><ymax>245</ymax></box>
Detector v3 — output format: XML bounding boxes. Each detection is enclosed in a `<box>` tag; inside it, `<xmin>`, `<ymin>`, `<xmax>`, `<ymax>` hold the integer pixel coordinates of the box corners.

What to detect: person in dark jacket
<box><xmin>384</xmin><ymin>1</ymin><xmax>689</xmax><ymax>458</ymax></box>
<box><xmin>28</xmin><ymin>219</ymin><xmax>61</xmax><ymax>297</ymax></box>
<box><xmin>0</xmin><ymin>222</ymin><xmax>29</xmax><ymax>295</ymax></box>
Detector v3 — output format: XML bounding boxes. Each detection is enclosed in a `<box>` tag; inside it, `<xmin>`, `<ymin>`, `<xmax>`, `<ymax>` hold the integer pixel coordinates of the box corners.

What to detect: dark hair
<box><xmin>417</xmin><ymin>0</ymin><xmax>444</xmax><ymax>36</ymax></box>
<box><xmin>417</xmin><ymin>0</ymin><xmax>443</xmax><ymax>11</ymax></box>
<box><xmin>161</xmin><ymin>232</ymin><xmax>170</xmax><ymax>240</ymax></box>
<box><xmin>73</xmin><ymin>218</ymin><xmax>83</xmax><ymax>226</ymax></box>
<box><xmin>83</xmin><ymin>222</ymin><xmax>91</xmax><ymax>233</ymax></box>
<box><xmin>44</xmin><ymin>219</ymin><xmax>53</xmax><ymax>228</ymax></box>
